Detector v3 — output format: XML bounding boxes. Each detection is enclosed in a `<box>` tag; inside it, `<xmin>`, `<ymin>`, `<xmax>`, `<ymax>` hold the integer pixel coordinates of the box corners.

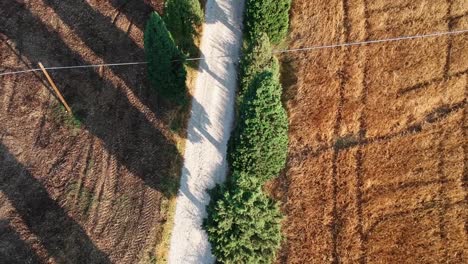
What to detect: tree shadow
<box><xmin>197</xmin><ymin>56</ymin><xmax>228</xmax><ymax>87</ymax></box>
<box><xmin>107</xmin><ymin>0</ymin><xmax>162</xmax><ymax>31</ymax></box>
<box><xmin>187</xmin><ymin>97</ymin><xmax>219</xmax><ymax>146</ymax></box>
<box><xmin>177</xmin><ymin>167</ymin><xmax>204</xmax><ymax>215</ymax></box>
<box><xmin>0</xmin><ymin>220</ymin><xmax>41</xmax><ymax>264</ymax></box>
<box><xmin>204</xmin><ymin>0</ymin><xmax>243</xmax><ymax>36</ymax></box>
<box><xmin>177</xmin><ymin>157</ymin><xmax>227</xmax><ymax>212</ymax></box>
<box><xmin>0</xmin><ymin>144</ymin><xmax>110</xmax><ymax>264</ymax></box>
<box><xmin>41</xmin><ymin>0</ymin><xmax>163</xmax><ymax>114</ymax></box>
<box><xmin>0</xmin><ymin>1</ymin><xmax>182</xmax><ymax>197</ymax></box>
<box><xmin>279</xmin><ymin>54</ymin><xmax>299</xmax><ymax>102</ymax></box>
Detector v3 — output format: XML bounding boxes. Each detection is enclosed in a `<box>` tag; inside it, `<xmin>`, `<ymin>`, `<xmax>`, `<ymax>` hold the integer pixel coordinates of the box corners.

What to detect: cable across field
<box><xmin>1</xmin><ymin>29</ymin><xmax>467</xmax><ymax>77</ymax></box>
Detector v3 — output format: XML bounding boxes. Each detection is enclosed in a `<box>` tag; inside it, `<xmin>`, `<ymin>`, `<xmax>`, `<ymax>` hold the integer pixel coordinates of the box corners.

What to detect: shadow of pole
<box><xmin>0</xmin><ymin>2</ymin><xmax>182</xmax><ymax>197</ymax></box>
<box><xmin>42</xmin><ymin>0</ymin><xmax>159</xmax><ymax>113</ymax></box>
<box><xmin>0</xmin><ymin>144</ymin><xmax>110</xmax><ymax>264</ymax></box>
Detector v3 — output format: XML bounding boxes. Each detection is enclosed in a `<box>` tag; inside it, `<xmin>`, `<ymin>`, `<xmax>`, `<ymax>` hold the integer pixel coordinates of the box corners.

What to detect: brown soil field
<box><xmin>0</xmin><ymin>1</ymin><xmax>191</xmax><ymax>263</ymax></box>
<box><xmin>273</xmin><ymin>0</ymin><xmax>468</xmax><ymax>263</ymax></box>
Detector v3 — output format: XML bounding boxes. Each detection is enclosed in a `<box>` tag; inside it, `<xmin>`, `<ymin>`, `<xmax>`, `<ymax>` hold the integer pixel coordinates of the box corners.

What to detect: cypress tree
<box><xmin>229</xmin><ymin>71</ymin><xmax>289</xmax><ymax>187</ymax></box>
<box><xmin>245</xmin><ymin>0</ymin><xmax>292</xmax><ymax>44</ymax></box>
<box><xmin>238</xmin><ymin>33</ymin><xmax>279</xmax><ymax>105</ymax></box>
<box><xmin>204</xmin><ymin>184</ymin><xmax>283</xmax><ymax>264</ymax></box>
<box><xmin>144</xmin><ymin>12</ymin><xmax>187</xmax><ymax>102</ymax></box>
<box><xmin>164</xmin><ymin>0</ymin><xmax>204</xmax><ymax>56</ymax></box>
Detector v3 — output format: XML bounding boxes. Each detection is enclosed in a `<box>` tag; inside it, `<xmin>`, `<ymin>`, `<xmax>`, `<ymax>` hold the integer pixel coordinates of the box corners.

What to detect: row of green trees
<box><xmin>204</xmin><ymin>182</ymin><xmax>283</xmax><ymax>263</ymax></box>
<box><xmin>204</xmin><ymin>0</ymin><xmax>292</xmax><ymax>263</ymax></box>
<box><xmin>228</xmin><ymin>68</ymin><xmax>288</xmax><ymax>187</ymax></box>
<box><xmin>244</xmin><ymin>0</ymin><xmax>292</xmax><ymax>45</ymax></box>
<box><xmin>144</xmin><ymin>0</ymin><xmax>204</xmax><ymax>103</ymax></box>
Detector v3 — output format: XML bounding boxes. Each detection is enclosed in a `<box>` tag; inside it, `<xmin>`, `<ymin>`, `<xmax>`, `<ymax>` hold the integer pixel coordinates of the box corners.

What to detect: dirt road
<box><xmin>168</xmin><ymin>0</ymin><xmax>245</xmax><ymax>263</ymax></box>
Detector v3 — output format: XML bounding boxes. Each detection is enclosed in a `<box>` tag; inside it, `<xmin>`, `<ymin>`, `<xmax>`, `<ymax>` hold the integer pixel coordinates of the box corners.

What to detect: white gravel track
<box><xmin>167</xmin><ymin>0</ymin><xmax>245</xmax><ymax>263</ymax></box>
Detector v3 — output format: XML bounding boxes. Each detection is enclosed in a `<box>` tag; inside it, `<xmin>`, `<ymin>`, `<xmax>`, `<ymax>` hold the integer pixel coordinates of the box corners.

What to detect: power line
<box><xmin>1</xmin><ymin>29</ymin><xmax>467</xmax><ymax>77</ymax></box>
<box><xmin>0</xmin><ymin>61</ymin><xmax>148</xmax><ymax>77</ymax></box>
<box><xmin>273</xmin><ymin>29</ymin><xmax>468</xmax><ymax>53</ymax></box>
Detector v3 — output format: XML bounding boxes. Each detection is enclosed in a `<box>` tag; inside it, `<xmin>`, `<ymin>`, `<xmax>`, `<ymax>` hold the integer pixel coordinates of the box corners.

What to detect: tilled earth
<box><xmin>0</xmin><ymin>1</ymin><xmax>188</xmax><ymax>263</ymax></box>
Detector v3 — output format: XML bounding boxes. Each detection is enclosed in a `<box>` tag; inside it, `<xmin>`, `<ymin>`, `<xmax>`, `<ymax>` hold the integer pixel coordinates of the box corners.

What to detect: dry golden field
<box><xmin>273</xmin><ymin>0</ymin><xmax>468</xmax><ymax>263</ymax></box>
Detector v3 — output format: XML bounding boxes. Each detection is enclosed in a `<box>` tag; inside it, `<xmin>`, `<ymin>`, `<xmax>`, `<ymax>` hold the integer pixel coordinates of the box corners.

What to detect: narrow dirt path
<box><xmin>168</xmin><ymin>0</ymin><xmax>245</xmax><ymax>263</ymax></box>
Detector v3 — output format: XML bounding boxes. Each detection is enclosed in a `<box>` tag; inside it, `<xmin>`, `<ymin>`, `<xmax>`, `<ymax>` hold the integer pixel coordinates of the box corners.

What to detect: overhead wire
<box><xmin>272</xmin><ymin>29</ymin><xmax>468</xmax><ymax>53</ymax></box>
<box><xmin>0</xmin><ymin>28</ymin><xmax>467</xmax><ymax>77</ymax></box>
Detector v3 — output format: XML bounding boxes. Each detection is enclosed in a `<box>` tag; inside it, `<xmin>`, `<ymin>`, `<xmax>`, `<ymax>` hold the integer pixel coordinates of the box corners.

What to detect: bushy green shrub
<box><xmin>238</xmin><ymin>33</ymin><xmax>279</xmax><ymax>104</ymax></box>
<box><xmin>204</xmin><ymin>3</ymin><xmax>292</xmax><ymax>263</ymax></box>
<box><xmin>244</xmin><ymin>0</ymin><xmax>292</xmax><ymax>44</ymax></box>
<box><xmin>144</xmin><ymin>12</ymin><xmax>187</xmax><ymax>103</ymax></box>
<box><xmin>164</xmin><ymin>0</ymin><xmax>204</xmax><ymax>56</ymax></box>
<box><xmin>204</xmin><ymin>184</ymin><xmax>283</xmax><ymax>264</ymax></box>
<box><xmin>229</xmin><ymin>71</ymin><xmax>288</xmax><ymax>187</ymax></box>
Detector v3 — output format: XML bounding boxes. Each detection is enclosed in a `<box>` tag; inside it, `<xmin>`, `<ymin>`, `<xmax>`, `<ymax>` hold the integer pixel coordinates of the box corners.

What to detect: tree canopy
<box><xmin>244</xmin><ymin>0</ymin><xmax>292</xmax><ymax>44</ymax></box>
<box><xmin>238</xmin><ymin>33</ymin><xmax>279</xmax><ymax>104</ymax></box>
<box><xmin>144</xmin><ymin>12</ymin><xmax>187</xmax><ymax>102</ymax></box>
<box><xmin>229</xmin><ymin>71</ymin><xmax>288</xmax><ymax>187</ymax></box>
<box><xmin>204</xmin><ymin>185</ymin><xmax>283</xmax><ymax>264</ymax></box>
<box><xmin>164</xmin><ymin>0</ymin><xmax>204</xmax><ymax>56</ymax></box>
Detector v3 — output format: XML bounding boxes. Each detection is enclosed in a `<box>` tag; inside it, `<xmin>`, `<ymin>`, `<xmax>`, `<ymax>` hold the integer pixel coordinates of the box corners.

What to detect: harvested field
<box><xmin>0</xmin><ymin>1</ymin><xmax>189</xmax><ymax>263</ymax></box>
<box><xmin>273</xmin><ymin>0</ymin><xmax>468</xmax><ymax>263</ymax></box>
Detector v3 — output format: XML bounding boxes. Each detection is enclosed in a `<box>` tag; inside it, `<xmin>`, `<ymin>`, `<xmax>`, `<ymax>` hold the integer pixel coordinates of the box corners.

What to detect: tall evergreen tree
<box><xmin>164</xmin><ymin>0</ymin><xmax>204</xmax><ymax>56</ymax></box>
<box><xmin>204</xmin><ymin>184</ymin><xmax>283</xmax><ymax>264</ymax></box>
<box><xmin>144</xmin><ymin>12</ymin><xmax>187</xmax><ymax>102</ymax></box>
<box><xmin>238</xmin><ymin>33</ymin><xmax>278</xmax><ymax>105</ymax></box>
<box><xmin>229</xmin><ymin>71</ymin><xmax>289</xmax><ymax>187</ymax></box>
<box><xmin>245</xmin><ymin>0</ymin><xmax>292</xmax><ymax>44</ymax></box>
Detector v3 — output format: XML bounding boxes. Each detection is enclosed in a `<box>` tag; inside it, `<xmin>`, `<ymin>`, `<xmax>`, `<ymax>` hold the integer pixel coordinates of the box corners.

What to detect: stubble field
<box><xmin>273</xmin><ymin>0</ymin><xmax>467</xmax><ymax>263</ymax></box>
<box><xmin>0</xmin><ymin>1</ymin><xmax>188</xmax><ymax>263</ymax></box>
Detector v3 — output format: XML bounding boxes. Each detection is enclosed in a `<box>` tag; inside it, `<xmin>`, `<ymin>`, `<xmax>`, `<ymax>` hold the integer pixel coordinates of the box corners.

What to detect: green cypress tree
<box><xmin>144</xmin><ymin>12</ymin><xmax>187</xmax><ymax>102</ymax></box>
<box><xmin>229</xmin><ymin>71</ymin><xmax>289</xmax><ymax>187</ymax></box>
<box><xmin>238</xmin><ymin>33</ymin><xmax>279</xmax><ymax>105</ymax></box>
<box><xmin>245</xmin><ymin>0</ymin><xmax>292</xmax><ymax>44</ymax></box>
<box><xmin>204</xmin><ymin>184</ymin><xmax>283</xmax><ymax>263</ymax></box>
<box><xmin>164</xmin><ymin>0</ymin><xmax>204</xmax><ymax>56</ymax></box>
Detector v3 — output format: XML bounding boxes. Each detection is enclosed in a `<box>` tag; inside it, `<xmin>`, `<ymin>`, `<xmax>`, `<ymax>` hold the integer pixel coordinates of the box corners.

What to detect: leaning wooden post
<box><xmin>38</xmin><ymin>62</ymin><xmax>73</xmax><ymax>114</ymax></box>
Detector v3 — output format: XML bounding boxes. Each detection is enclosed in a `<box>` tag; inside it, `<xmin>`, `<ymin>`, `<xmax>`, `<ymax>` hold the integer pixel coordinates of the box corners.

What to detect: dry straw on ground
<box><xmin>272</xmin><ymin>0</ymin><xmax>467</xmax><ymax>263</ymax></box>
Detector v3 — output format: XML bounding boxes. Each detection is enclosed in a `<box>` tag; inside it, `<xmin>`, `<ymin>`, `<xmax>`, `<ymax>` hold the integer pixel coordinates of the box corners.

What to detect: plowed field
<box><xmin>273</xmin><ymin>0</ymin><xmax>467</xmax><ymax>263</ymax></box>
<box><xmin>0</xmin><ymin>1</ymin><xmax>187</xmax><ymax>263</ymax></box>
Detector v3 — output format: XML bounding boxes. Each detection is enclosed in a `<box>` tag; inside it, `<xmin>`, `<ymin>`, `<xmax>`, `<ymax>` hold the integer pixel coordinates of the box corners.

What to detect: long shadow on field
<box><xmin>41</xmin><ymin>0</ymin><xmax>162</xmax><ymax>113</ymax></box>
<box><xmin>107</xmin><ymin>0</ymin><xmax>161</xmax><ymax>31</ymax></box>
<box><xmin>0</xmin><ymin>220</ymin><xmax>41</xmax><ymax>264</ymax></box>
<box><xmin>0</xmin><ymin>144</ymin><xmax>110</xmax><ymax>264</ymax></box>
<box><xmin>0</xmin><ymin>2</ymin><xmax>182</xmax><ymax>197</ymax></box>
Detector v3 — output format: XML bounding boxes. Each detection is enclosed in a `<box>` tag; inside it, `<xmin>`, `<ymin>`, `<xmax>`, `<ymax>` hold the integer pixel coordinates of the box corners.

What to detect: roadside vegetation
<box><xmin>237</xmin><ymin>33</ymin><xmax>279</xmax><ymax>104</ymax></box>
<box><xmin>204</xmin><ymin>0</ymin><xmax>292</xmax><ymax>262</ymax></box>
<box><xmin>204</xmin><ymin>184</ymin><xmax>282</xmax><ymax>263</ymax></box>
<box><xmin>144</xmin><ymin>0</ymin><xmax>205</xmax><ymax>103</ymax></box>
<box><xmin>164</xmin><ymin>0</ymin><xmax>204</xmax><ymax>57</ymax></box>
<box><xmin>244</xmin><ymin>0</ymin><xmax>291</xmax><ymax>44</ymax></box>
<box><xmin>143</xmin><ymin>1</ymin><xmax>205</xmax><ymax>262</ymax></box>
<box><xmin>144</xmin><ymin>12</ymin><xmax>187</xmax><ymax>103</ymax></box>
<box><xmin>228</xmin><ymin>70</ymin><xmax>288</xmax><ymax>187</ymax></box>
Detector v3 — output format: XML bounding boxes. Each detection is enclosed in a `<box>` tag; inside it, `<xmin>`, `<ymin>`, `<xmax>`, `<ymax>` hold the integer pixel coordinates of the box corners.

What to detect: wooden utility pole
<box><xmin>38</xmin><ymin>62</ymin><xmax>73</xmax><ymax>114</ymax></box>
